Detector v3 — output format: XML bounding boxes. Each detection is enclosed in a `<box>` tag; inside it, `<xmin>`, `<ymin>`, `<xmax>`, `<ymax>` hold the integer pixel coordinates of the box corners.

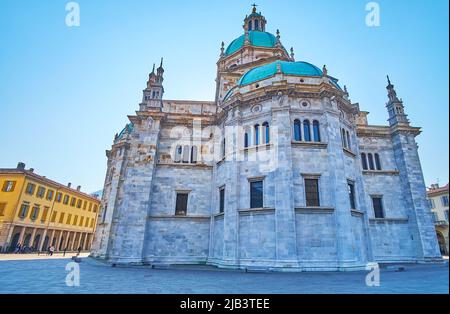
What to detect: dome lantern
<box><xmin>243</xmin><ymin>4</ymin><xmax>267</xmax><ymax>32</ymax></box>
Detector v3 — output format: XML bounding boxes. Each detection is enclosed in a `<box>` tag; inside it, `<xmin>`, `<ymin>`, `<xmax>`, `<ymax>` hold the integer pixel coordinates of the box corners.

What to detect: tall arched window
<box><xmin>342</xmin><ymin>129</ymin><xmax>347</xmax><ymax>148</ymax></box>
<box><xmin>222</xmin><ymin>138</ymin><xmax>226</xmax><ymax>158</ymax></box>
<box><xmin>254</xmin><ymin>124</ymin><xmax>260</xmax><ymax>145</ymax></box>
<box><xmin>294</xmin><ymin>119</ymin><xmax>301</xmax><ymax>141</ymax></box>
<box><xmin>191</xmin><ymin>146</ymin><xmax>198</xmax><ymax>164</ymax></box>
<box><xmin>254</xmin><ymin>19</ymin><xmax>259</xmax><ymax>30</ymax></box>
<box><xmin>361</xmin><ymin>153</ymin><xmax>368</xmax><ymax>170</ymax></box>
<box><xmin>374</xmin><ymin>153</ymin><xmax>382</xmax><ymax>170</ymax></box>
<box><xmin>368</xmin><ymin>153</ymin><xmax>375</xmax><ymax>170</ymax></box>
<box><xmin>262</xmin><ymin>122</ymin><xmax>270</xmax><ymax>144</ymax></box>
<box><xmin>248</xmin><ymin>21</ymin><xmax>252</xmax><ymax>31</ymax></box>
<box><xmin>303</xmin><ymin>120</ymin><xmax>311</xmax><ymax>142</ymax></box>
<box><xmin>182</xmin><ymin>145</ymin><xmax>190</xmax><ymax>163</ymax></box>
<box><xmin>313</xmin><ymin>120</ymin><xmax>321</xmax><ymax>142</ymax></box>
<box><xmin>174</xmin><ymin>145</ymin><xmax>182</xmax><ymax>163</ymax></box>
<box><xmin>346</xmin><ymin>131</ymin><xmax>351</xmax><ymax>150</ymax></box>
<box><xmin>244</xmin><ymin>132</ymin><xmax>249</xmax><ymax>148</ymax></box>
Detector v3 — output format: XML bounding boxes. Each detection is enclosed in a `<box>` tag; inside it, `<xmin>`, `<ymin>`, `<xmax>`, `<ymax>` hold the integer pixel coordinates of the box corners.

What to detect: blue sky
<box><xmin>0</xmin><ymin>0</ymin><xmax>448</xmax><ymax>193</ymax></box>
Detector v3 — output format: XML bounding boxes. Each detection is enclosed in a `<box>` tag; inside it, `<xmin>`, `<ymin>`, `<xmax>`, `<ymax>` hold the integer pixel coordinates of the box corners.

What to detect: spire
<box><xmin>220</xmin><ymin>41</ymin><xmax>225</xmax><ymax>57</ymax></box>
<box><xmin>290</xmin><ymin>47</ymin><xmax>295</xmax><ymax>61</ymax></box>
<box><xmin>141</xmin><ymin>59</ymin><xmax>165</xmax><ymax>110</ymax></box>
<box><xmin>157</xmin><ymin>57</ymin><xmax>164</xmax><ymax>79</ymax></box>
<box><xmin>275</xmin><ymin>29</ymin><xmax>281</xmax><ymax>47</ymax></box>
<box><xmin>151</xmin><ymin>63</ymin><xmax>155</xmax><ymax>74</ymax></box>
<box><xmin>385</xmin><ymin>75</ymin><xmax>409</xmax><ymax>126</ymax></box>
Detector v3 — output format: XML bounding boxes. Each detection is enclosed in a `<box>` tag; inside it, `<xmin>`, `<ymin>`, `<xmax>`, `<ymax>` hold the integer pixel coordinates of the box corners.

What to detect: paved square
<box><xmin>0</xmin><ymin>256</ymin><xmax>448</xmax><ymax>294</ymax></box>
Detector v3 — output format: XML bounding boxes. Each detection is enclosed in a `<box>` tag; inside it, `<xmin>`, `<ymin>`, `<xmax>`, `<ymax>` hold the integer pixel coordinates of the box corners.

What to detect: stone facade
<box><xmin>90</xmin><ymin>8</ymin><xmax>442</xmax><ymax>271</ymax></box>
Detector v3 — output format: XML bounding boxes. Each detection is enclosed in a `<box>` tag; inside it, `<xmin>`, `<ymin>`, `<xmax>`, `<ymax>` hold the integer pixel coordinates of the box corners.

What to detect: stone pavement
<box><xmin>0</xmin><ymin>257</ymin><xmax>447</xmax><ymax>294</ymax></box>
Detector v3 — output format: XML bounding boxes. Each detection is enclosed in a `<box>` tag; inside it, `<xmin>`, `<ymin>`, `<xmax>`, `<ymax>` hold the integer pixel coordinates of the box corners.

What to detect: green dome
<box><xmin>238</xmin><ymin>60</ymin><xmax>323</xmax><ymax>86</ymax></box>
<box><xmin>225</xmin><ymin>31</ymin><xmax>278</xmax><ymax>56</ymax></box>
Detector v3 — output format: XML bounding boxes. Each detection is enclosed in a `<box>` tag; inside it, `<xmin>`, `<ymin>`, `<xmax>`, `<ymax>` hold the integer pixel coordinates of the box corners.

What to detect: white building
<box><xmin>91</xmin><ymin>7</ymin><xmax>442</xmax><ymax>271</ymax></box>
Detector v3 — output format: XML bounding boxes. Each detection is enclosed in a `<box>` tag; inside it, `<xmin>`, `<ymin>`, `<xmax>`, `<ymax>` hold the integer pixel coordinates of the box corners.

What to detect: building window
<box><xmin>293</xmin><ymin>119</ymin><xmax>302</xmax><ymax>141</ymax></box>
<box><xmin>313</xmin><ymin>120</ymin><xmax>321</xmax><ymax>142</ymax></box>
<box><xmin>77</xmin><ymin>199</ymin><xmax>82</xmax><ymax>208</ymax></box>
<box><xmin>50</xmin><ymin>211</ymin><xmax>57</xmax><ymax>222</ymax></box>
<box><xmin>374</xmin><ymin>153</ymin><xmax>382</xmax><ymax>170</ymax></box>
<box><xmin>46</xmin><ymin>190</ymin><xmax>54</xmax><ymax>201</ymax></box>
<box><xmin>25</xmin><ymin>183</ymin><xmax>36</xmax><ymax>195</ymax></box>
<box><xmin>79</xmin><ymin>216</ymin><xmax>84</xmax><ymax>227</ymax></box>
<box><xmin>70</xmin><ymin>197</ymin><xmax>76</xmax><ymax>207</ymax></box>
<box><xmin>372</xmin><ymin>196</ymin><xmax>384</xmax><ymax>218</ymax></box>
<box><xmin>219</xmin><ymin>187</ymin><xmax>225</xmax><ymax>214</ymax></box>
<box><xmin>63</xmin><ymin>195</ymin><xmax>69</xmax><ymax>205</ymax></box>
<box><xmin>191</xmin><ymin>146</ymin><xmax>198</xmax><ymax>164</ymax></box>
<box><xmin>254</xmin><ymin>124</ymin><xmax>260</xmax><ymax>145</ymax></box>
<box><xmin>254</xmin><ymin>19</ymin><xmax>259</xmax><ymax>30</ymax></box>
<box><xmin>83</xmin><ymin>201</ymin><xmax>87</xmax><ymax>210</ymax></box>
<box><xmin>30</xmin><ymin>206</ymin><xmax>39</xmax><ymax>220</ymax></box>
<box><xmin>174</xmin><ymin>145</ymin><xmax>182</xmax><ymax>163</ymax></box>
<box><xmin>346</xmin><ymin>131</ymin><xmax>351</xmax><ymax>150</ymax></box>
<box><xmin>89</xmin><ymin>202</ymin><xmax>93</xmax><ymax>211</ymax></box>
<box><xmin>59</xmin><ymin>212</ymin><xmax>65</xmax><ymax>224</ymax></box>
<box><xmin>37</xmin><ymin>186</ymin><xmax>45</xmax><ymax>198</ymax></box>
<box><xmin>18</xmin><ymin>204</ymin><xmax>29</xmax><ymax>218</ymax></box>
<box><xmin>222</xmin><ymin>138</ymin><xmax>226</xmax><ymax>158</ymax></box>
<box><xmin>250</xmin><ymin>180</ymin><xmax>264</xmax><ymax>209</ymax></box>
<box><xmin>73</xmin><ymin>215</ymin><xmax>78</xmax><ymax>225</ymax></box>
<box><xmin>41</xmin><ymin>207</ymin><xmax>49</xmax><ymax>222</ymax></box>
<box><xmin>2</xmin><ymin>180</ymin><xmax>16</xmax><ymax>192</ymax></box>
<box><xmin>348</xmin><ymin>182</ymin><xmax>356</xmax><ymax>209</ymax></box>
<box><xmin>445</xmin><ymin>210</ymin><xmax>449</xmax><ymax>221</ymax></box>
<box><xmin>244</xmin><ymin>131</ymin><xmax>249</xmax><ymax>148</ymax></box>
<box><xmin>305</xmin><ymin>178</ymin><xmax>320</xmax><ymax>207</ymax></box>
<box><xmin>175</xmin><ymin>193</ymin><xmax>188</xmax><ymax>216</ymax></box>
<box><xmin>368</xmin><ymin>153</ymin><xmax>375</xmax><ymax>170</ymax></box>
<box><xmin>262</xmin><ymin>122</ymin><xmax>270</xmax><ymax>144</ymax></box>
<box><xmin>303</xmin><ymin>120</ymin><xmax>311</xmax><ymax>142</ymax></box>
<box><xmin>85</xmin><ymin>218</ymin><xmax>90</xmax><ymax>227</ymax></box>
<box><xmin>441</xmin><ymin>195</ymin><xmax>449</xmax><ymax>207</ymax></box>
<box><xmin>182</xmin><ymin>145</ymin><xmax>190</xmax><ymax>163</ymax></box>
<box><xmin>66</xmin><ymin>214</ymin><xmax>72</xmax><ymax>225</ymax></box>
<box><xmin>93</xmin><ymin>204</ymin><xmax>98</xmax><ymax>213</ymax></box>
<box><xmin>341</xmin><ymin>129</ymin><xmax>347</xmax><ymax>149</ymax></box>
<box><xmin>432</xmin><ymin>212</ymin><xmax>439</xmax><ymax>222</ymax></box>
<box><xmin>361</xmin><ymin>153</ymin><xmax>368</xmax><ymax>170</ymax></box>
<box><xmin>248</xmin><ymin>21</ymin><xmax>252</xmax><ymax>31</ymax></box>
<box><xmin>0</xmin><ymin>203</ymin><xmax>6</xmax><ymax>216</ymax></box>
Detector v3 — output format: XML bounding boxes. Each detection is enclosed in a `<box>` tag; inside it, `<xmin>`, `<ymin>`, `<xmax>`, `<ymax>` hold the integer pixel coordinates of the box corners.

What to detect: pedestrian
<box><xmin>49</xmin><ymin>246</ymin><xmax>54</xmax><ymax>256</ymax></box>
<box><xmin>63</xmin><ymin>247</ymin><xmax>67</xmax><ymax>257</ymax></box>
<box><xmin>76</xmin><ymin>246</ymin><xmax>82</xmax><ymax>257</ymax></box>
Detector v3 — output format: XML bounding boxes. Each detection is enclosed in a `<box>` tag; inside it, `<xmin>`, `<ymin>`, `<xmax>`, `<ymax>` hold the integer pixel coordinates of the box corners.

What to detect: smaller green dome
<box><xmin>117</xmin><ymin>123</ymin><xmax>134</xmax><ymax>140</ymax></box>
<box><xmin>238</xmin><ymin>61</ymin><xmax>323</xmax><ymax>86</ymax></box>
<box><xmin>225</xmin><ymin>31</ymin><xmax>277</xmax><ymax>56</ymax></box>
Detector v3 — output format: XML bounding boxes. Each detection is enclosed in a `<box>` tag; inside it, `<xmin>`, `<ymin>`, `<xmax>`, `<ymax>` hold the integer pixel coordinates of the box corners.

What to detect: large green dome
<box><xmin>238</xmin><ymin>60</ymin><xmax>324</xmax><ymax>86</ymax></box>
<box><xmin>225</xmin><ymin>31</ymin><xmax>278</xmax><ymax>56</ymax></box>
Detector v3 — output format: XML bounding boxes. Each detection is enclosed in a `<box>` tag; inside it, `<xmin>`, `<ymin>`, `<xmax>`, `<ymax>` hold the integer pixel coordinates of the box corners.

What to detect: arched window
<box><xmin>174</xmin><ymin>145</ymin><xmax>182</xmax><ymax>163</ymax></box>
<box><xmin>346</xmin><ymin>131</ymin><xmax>351</xmax><ymax>150</ymax></box>
<box><xmin>254</xmin><ymin>19</ymin><xmax>259</xmax><ymax>30</ymax></box>
<box><xmin>374</xmin><ymin>153</ymin><xmax>382</xmax><ymax>170</ymax></box>
<box><xmin>303</xmin><ymin>120</ymin><xmax>311</xmax><ymax>142</ymax></box>
<box><xmin>191</xmin><ymin>146</ymin><xmax>198</xmax><ymax>164</ymax></box>
<box><xmin>244</xmin><ymin>132</ymin><xmax>249</xmax><ymax>148</ymax></box>
<box><xmin>361</xmin><ymin>153</ymin><xmax>368</xmax><ymax>170</ymax></box>
<box><xmin>222</xmin><ymin>138</ymin><xmax>226</xmax><ymax>158</ymax></box>
<box><xmin>368</xmin><ymin>153</ymin><xmax>375</xmax><ymax>170</ymax></box>
<box><xmin>262</xmin><ymin>122</ymin><xmax>270</xmax><ymax>144</ymax></box>
<box><xmin>294</xmin><ymin>119</ymin><xmax>301</xmax><ymax>141</ymax></box>
<box><xmin>254</xmin><ymin>124</ymin><xmax>260</xmax><ymax>145</ymax></box>
<box><xmin>341</xmin><ymin>129</ymin><xmax>347</xmax><ymax>148</ymax></box>
<box><xmin>248</xmin><ymin>21</ymin><xmax>252</xmax><ymax>31</ymax></box>
<box><xmin>313</xmin><ymin>120</ymin><xmax>321</xmax><ymax>142</ymax></box>
<box><xmin>182</xmin><ymin>145</ymin><xmax>190</xmax><ymax>163</ymax></box>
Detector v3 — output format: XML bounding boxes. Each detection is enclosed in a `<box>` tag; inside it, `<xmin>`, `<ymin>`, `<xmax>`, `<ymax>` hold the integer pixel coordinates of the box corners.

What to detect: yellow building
<box><xmin>0</xmin><ymin>163</ymin><xmax>100</xmax><ymax>253</ymax></box>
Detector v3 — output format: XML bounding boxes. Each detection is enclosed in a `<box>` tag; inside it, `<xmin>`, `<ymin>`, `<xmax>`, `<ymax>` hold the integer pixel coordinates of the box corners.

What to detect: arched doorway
<box><xmin>10</xmin><ymin>233</ymin><xmax>20</xmax><ymax>252</ymax></box>
<box><xmin>59</xmin><ymin>237</ymin><xmax>65</xmax><ymax>251</ymax></box>
<box><xmin>23</xmin><ymin>234</ymin><xmax>32</xmax><ymax>247</ymax></box>
<box><xmin>42</xmin><ymin>236</ymin><xmax>49</xmax><ymax>252</ymax></box>
<box><xmin>33</xmin><ymin>234</ymin><xmax>41</xmax><ymax>251</ymax></box>
<box><xmin>436</xmin><ymin>231</ymin><xmax>447</xmax><ymax>256</ymax></box>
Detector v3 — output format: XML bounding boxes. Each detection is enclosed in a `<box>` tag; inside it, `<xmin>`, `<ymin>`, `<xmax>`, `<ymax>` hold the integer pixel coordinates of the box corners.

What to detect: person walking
<box><xmin>76</xmin><ymin>246</ymin><xmax>82</xmax><ymax>257</ymax></box>
<box><xmin>49</xmin><ymin>246</ymin><xmax>54</xmax><ymax>256</ymax></box>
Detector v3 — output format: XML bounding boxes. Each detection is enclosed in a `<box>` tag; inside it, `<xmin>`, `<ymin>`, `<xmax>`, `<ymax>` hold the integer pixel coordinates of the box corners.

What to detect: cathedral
<box><xmin>91</xmin><ymin>7</ymin><xmax>442</xmax><ymax>271</ymax></box>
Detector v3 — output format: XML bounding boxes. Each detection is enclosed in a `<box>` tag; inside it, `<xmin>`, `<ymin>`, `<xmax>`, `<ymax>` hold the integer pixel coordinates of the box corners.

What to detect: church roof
<box><xmin>238</xmin><ymin>60</ymin><xmax>323</xmax><ymax>86</ymax></box>
<box><xmin>224</xmin><ymin>31</ymin><xmax>279</xmax><ymax>56</ymax></box>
